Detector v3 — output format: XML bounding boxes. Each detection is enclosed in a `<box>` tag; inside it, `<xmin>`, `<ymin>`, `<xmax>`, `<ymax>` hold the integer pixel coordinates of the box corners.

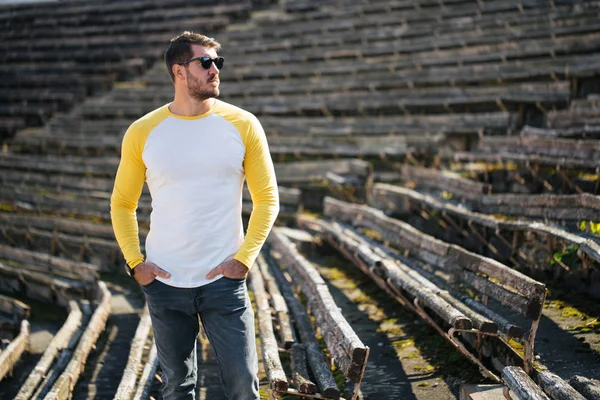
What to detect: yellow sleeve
<box><xmin>110</xmin><ymin>124</ymin><xmax>147</xmax><ymax>269</ymax></box>
<box><xmin>234</xmin><ymin>114</ymin><xmax>280</xmax><ymax>269</ymax></box>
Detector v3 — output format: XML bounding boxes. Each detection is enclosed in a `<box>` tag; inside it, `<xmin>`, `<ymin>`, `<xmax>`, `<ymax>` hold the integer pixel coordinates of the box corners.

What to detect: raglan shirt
<box><xmin>110</xmin><ymin>100</ymin><xmax>279</xmax><ymax>288</ymax></box>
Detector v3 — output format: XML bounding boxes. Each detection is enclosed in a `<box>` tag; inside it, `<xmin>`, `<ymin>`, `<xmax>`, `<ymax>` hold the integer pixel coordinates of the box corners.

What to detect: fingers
<box><xmin>151</xmin><ymin>264</ymin><xmax>171</xmax><ymax>279</ymax></box>
<box><xmin>206</xmin><ymin>264</ymin><xmax>223</xmax><ymax>280</ymax></box>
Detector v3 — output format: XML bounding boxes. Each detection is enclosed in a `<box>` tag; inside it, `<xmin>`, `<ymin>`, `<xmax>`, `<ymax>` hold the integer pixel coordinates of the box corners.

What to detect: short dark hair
<box><xmin>164</xmin><ymin>31</ymin><xmax>221</xmax><ymax>83</ymax></box>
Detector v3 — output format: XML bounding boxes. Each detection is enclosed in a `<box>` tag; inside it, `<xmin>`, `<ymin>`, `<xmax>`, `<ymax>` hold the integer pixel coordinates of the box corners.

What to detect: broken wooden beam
<box><xmin>31</xmin><ymin>302</ymin><xmax>90</xmax><ymax>399</ymax></box>
<box><xmin>274</xmin><ymin>159</ymin><xmax>366</xmax><ymax>183</ymax></box>
<box><xmin>306</xmin><ymin>342</ymin><xmax>341</xmax><ymax>399</ymax></box>
<box><xmin>398</xmin><ymin>164</ymin><xmax>492</xmax><ymax>199</ymax></box>
<box><xmin>265</xmin><ymin>255</ymin><xmax>319</xmax><ymax>347</ymax></box>
<box><xmin>132</xmin><ymin>341</ymin><xmax>159</xmax><ymax>400</ymax></box>
<box><xmin>370</xmin><ymin>183</ymin><xmax>600</xmax><ymax>265</ymax></box>
<box><xmin>264</xmin><ymin>254</ymin><xmax>342</xmax><ymax>395</ymax></box>
<box><xmin>277</xmin><ymin>227</ymin><xmax>315</xmax><ymax>255</ymax></box>
<box><xmin>15</xmin><ymin>300</ymin><xmax>84</xmax><ymax>399</ymax></box>
<box><xmin>0</xmin><ymin>319</ymin><xmax>29</xmax><ymax>381</ymax></box>
<box><xmin>114</xmin><ymin>306</ymin><xmax>152</xmax><ymax>400</ymax></box>
<box><xmin>537</xmin><ymin>371</ymin><xmax>586</xmax><ymax>400</ymax></box>
<box><xmin>323</xmin><ymin>197</ymin><xmax>546</xmax><ymax>309</ymax></box>
<box><xmin>269</xmin><ymin>229</ymin><xmax>368</xmax><ymax>367</ymax></box>
<box><xmin>290</xmin><ymin>343</ymin><xmax>317</xmax><ymax>394</ymax></box>
<box><xmin>256</xmin><ymin>255</ymin><xmax>296</xmax><ymax>349</ymax></box>
<box><xmin>461</xmin><ymin>297</ymin><xmax>524</xmax><ymax>338</ymax></box>
<box><xmin>301</xmin><ymin>215</ymin><xmax>496</xmax><ymax>335</ymax></box>
<box><xmin>0</xmin><ymin>261</ymin><xmax>91</xmax><ymax>307</ymax></box>
<box><xmin>316</xmin><ymin>216</ymin><xmax>499</xmax><ymax>334</ymax></box>
<box><xmin>0</xmin><ymin>295</ymin><xmax>30</xmax><ymax>321</ymax></box>
<box><xmin>379</xmin><ymin>259</ymin><xmax>472</xmax><ymax>330</ymax></box>
<box><xmin>43</xmin><ymin>281</ymin><xmax>111</xmax><ymax>400</ymax></box>
<box><xmin>502</xmin><ymin>366</ymin><xmax>550</xmax><ymax>400</ymax></box>
<box><xmin>248</xmin><ymin>266</ymin><xmax>288</xmax><ymax>392</ymax></box>
<box><xmin>0</xmin><ymin>243</ymin><xmax>99</xmax><ymax>282</ymax></box>
<box><xmin>568</xmin><ymin>376</ymin><xmax>600</xmax><ymax>400</ymax></box>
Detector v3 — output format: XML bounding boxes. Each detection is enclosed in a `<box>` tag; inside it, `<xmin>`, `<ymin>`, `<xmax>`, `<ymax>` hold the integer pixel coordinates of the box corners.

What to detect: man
<box><xmin>110</xmin><ymin>31</ymin><xmax>279</xmax><ymax>399</ymax></box>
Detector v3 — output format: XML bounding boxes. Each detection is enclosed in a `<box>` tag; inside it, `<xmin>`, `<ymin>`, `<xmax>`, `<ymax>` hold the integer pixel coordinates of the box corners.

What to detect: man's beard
<box><xmin>187</xmin><ymin>73</ymin><xmax>220</xmax><ymax>101</ymax></box>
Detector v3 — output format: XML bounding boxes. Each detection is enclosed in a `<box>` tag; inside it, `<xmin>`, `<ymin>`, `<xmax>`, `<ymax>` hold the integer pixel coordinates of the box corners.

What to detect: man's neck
<box><xmin>169</xmin><ymin>97</ymin><xmax>216</xmax><ymax>117</ymax></box>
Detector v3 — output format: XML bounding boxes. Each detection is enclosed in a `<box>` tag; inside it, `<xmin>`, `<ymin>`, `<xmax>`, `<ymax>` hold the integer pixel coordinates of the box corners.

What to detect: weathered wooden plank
<box><xmin>304</xmin><ymin>215</ymin><xmax>494</xmax><ymax>366</ymax></box>
<box><xmin>461</xmin><ymin>270</ymin><xmax>541</xmax><ymax>320</ymax></box>
<box><xmin>15</xmin><ymin>300</ymin><xmax>84</xmax><ymax>400</ymax></box>
<box><xmin>0</xmin><ymin>244</ymin><xmax>99</xmax><ymax>282</ymax></box>
<box><xmin>0</xmin><ymin>185</ymin><xmax>151</xmax><ymax>224</ymax></box>
<box><xmin>437</xmin><ymin>291</ymin><xmax>497</xmax><ymax>333</ymax></box>
<box><xmin>191</xmin><ymin>6</ymin><xmax>597</xmax><ymax>57</ymax></box>
<box><xmin>0</xmin><ymin>320</ymin><xmax>29</xmax><ymax>381</ymax></box>
<box><xmin>324</xmin><ymin>196</ymin><xmax>546</xmax><ymax>304</ymax></box>
<box><xmin>349</xmin><ymin>159</ymin><xmax>373</xmax><ymax>178</ymax></box>
<box><xmin>310</xmin><ymin>284</ymin><xmax>370</xmax><ymax>365</ymax></box>
<box><xmin>290</xmin><ymin>344</ymin><xmax>317</xmax><ymax>394</ymax></box>
<box><xmin>305</xmin><ymin>342</ymin><xmax>341</xmax><ymax>399</ymax></box>
<box><xmin>445</xmin><ymin>245</ymin><xmax>546</xmax><ymax>302</ymax></box>
<box><xmin>462</xmin><ymin>297</ymin><xmax>524</xmax><ymax>338</ymax></box>
<box><xmin>0</xmin><ymin>294</ymin><xmax>30</xmax><ymax>320</ymax></box>
<box><xmin>0</xmin><ymin>212</ymin><xmax>130</xmax><ymax>240</ymax></box>
<box><xmin>114</xmin><ymin>306</ymin><xmax>152</xmax><ymax>400</ymax></box>
<box><xmin>454</xmin><ymin>151</ymin><xmax>600</xmax><ymax>169</ymax></box>
<box><xmin>256</xmin><ymin>255</ymin><xmax>296</xmax><ymax>349</ymax></box>
<box><xmin>476</xmin><ymin>205</ymin><xmax>599</xmax><ymax>221</ymax></box>
<box><xmin>269</xmin><ymin>230</ymin><xmax>368</xmax><ymax>365</ymax></box>
<box><xmin>2</xmin><ymin>225</ymin><xmax>122</xmax><ymax>269</ymax></box>
<box><xmin>371</xmin><ymin>183</ymin><xmax>600</xmax><ymax>264</ymax></box>
<box><xmin>266</xmin><ymin>255</ymin><xmax>318</xmax><ymax>347</ymax></box>
<box><xmin>502</xmin><ymin>366</ymin><xmax>550</xmax><ymax>400</ymax></box>
<box><xmin>399</xmin><ymin>164</ymin><xmax>491</xmax><ymax>199</ymax></box>
<box><xmin>537</xmin><ymin>371</ymin><xmax>587</xmax><ymax>400</ymax></box>
<box><xmin>0</xmin><ymin>168</ymin><xmax>115</xmax><ymax>193</ymax></box>
<box><xmin>248</xmin><ymin>266</ymin><xmax>288</xmax><ymax>392</ymax></box>
<box><xmin>32</xmin><ymin>350</ymin><xmax>72</xmax><ymax>399</ymax></box>
<box><xmin>277</xmin><ymin>227</ymin><xmax>315</xmax><ymax>255</ymax></box>
<box><xmin>379</xmin><ymin>259</ymin><xmax>472</xmax><ymax>330</ymax></box>
<box><xmin>568</xmin><ymin>376</ymin><xmax>600</xmax><ymax>400</ymax></box>
<box><xmin>371</xmin><ymin>247</ymin><xmax>497</xmax><ymax>333</ymax></box>
<box><xmin>132</xmin><ymin>341</ymin><xmax>159</xmax><ymax>400</ymax></box>
<box><xmin>274</xmin><ymin>159</ymin><xmax>364</xmax><ymax>183</ymax></box>
<box><xmin>0</xmin><ymin>261</ymin><xmax>90</xmax><ymax>307</ymax></box>
<box><xmin>268</xmin><ymin>136</ymin><xmax>413</xmax><ymax>157</ymax></box>
<box><xmin>43</xmin><ymin>281</ymin><xmax>111</xmax><ymax>400</ymax></box>
<box><xmin>317</xmin><ymin>320</ymin><xmax>363</xmax><ymax>382</ymax></box>
<box><xmin>359</xmin><ymin>235</ymin><xmax>497</xmax><ymax>333</ymax></box>
<box><xmin>580</xmin><ymin>193</ymin><xmax>600</xmax><ymax>211</ymax></box>
<box><xmin>478</xmin><ymin>135</ymin><xmax>600</xmax><ymax>160</ymax></box>
<box><xmin>521</xmin><ymin>125</ymin><xmax>600</xmax><ymax>139</ymax></box>
<box><xmin>326</xmin><ymin>171</ymin><xmax>355</xmax><ymax>187</ymax></box>
<box><xmin>265</xmin><ymin>253</ymin><xmax>343</xmax><ymax>393</ymax></box>
<box><xmin>478</xmin><ymin>193</ymin><xmax>584</xmax><ymax>209</ymax></box>
<box><xmin>270</xmin><ymin>228</ymin><xmax>326</xmax><ymax>286</ymax></box>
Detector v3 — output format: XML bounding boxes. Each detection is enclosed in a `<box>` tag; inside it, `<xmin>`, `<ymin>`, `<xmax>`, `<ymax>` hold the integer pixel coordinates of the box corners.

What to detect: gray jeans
<box><xmin>142</xmin><ymin>277</ymin><xmax>259</xmax><ymax>400</ymax></box>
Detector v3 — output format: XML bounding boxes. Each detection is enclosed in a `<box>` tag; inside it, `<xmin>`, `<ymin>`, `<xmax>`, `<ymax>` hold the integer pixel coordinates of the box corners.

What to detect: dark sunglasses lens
<box><xmin>200</xmin><ymin>57</ymin><xmax>213</xmax><ymax>69</ymax></box>
<box><xmin>214</xmin><ymin>57</ymin><xmax>224</xmax><ymax>69</ymax></box>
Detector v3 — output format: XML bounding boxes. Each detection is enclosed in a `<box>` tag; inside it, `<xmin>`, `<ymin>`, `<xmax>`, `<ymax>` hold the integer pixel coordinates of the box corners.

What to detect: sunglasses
<box><xmin>178</xmin><ymin>56</ymin><xmax>224</xmax><ymax>70</ymax></box>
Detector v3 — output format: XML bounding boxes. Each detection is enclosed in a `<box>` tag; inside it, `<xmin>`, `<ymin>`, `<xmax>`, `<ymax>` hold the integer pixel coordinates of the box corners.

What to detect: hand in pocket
<box><xmin>134</xmin><ymin>262</ymin><xmax>171</xmax><ymax>285</ymax></box>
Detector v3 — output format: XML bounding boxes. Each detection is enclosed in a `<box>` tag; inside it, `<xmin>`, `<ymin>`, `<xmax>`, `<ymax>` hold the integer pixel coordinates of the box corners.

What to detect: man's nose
<box><xmin>208</xmin><ymin>61</ymin><xmax>219</xmax><ymax>75</ymax></box>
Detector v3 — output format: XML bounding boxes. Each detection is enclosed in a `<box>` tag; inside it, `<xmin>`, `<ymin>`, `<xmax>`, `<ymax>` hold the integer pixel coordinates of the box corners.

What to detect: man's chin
<box><xmin>191</xmin><ymin>89</ymin><xmax>220</xmax><ymax>101</ymax></box>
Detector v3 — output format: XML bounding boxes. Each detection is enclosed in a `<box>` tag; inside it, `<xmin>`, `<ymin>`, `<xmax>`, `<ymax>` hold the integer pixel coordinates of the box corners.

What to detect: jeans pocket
<box><xmin>222</xmin><ymin>276</ymin><xmax>247</xmax><ymax>283</ymax></box>
<box><xmin>141</xmin><ymin>278</ymin><xmax>159</xmax><ymax>290</ymax></box>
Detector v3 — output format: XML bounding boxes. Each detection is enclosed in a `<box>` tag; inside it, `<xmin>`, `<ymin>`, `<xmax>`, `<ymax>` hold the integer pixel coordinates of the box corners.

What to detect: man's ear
<box><xmin>172</xmin><ymin>64</ymin><xmax>185</xmax><ymax>81</ymax></box>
